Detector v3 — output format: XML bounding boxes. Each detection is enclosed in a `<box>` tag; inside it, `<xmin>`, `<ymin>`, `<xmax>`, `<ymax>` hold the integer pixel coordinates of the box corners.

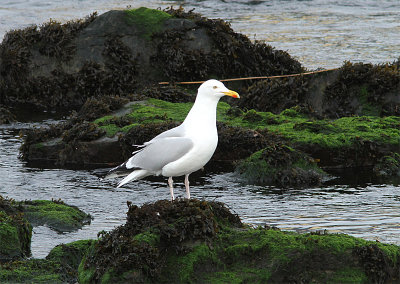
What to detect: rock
<box><xmin>373</xmin><ymin>152</ymin><xmax>400</xmax><ymax>178</ymax></box>
<box><xmin>20</xmin><ymin>97</ymin><xmax>400</xmax><ymax>185</ymax></box>
<box><xmin>0</xmin><ymin>259</ymin><xmax>62</xmax><ymax>283</ymax></box>
<box><xmin>78</xmin><ymin>199</ymin><xmax>400</xmax><ymax>283</ymax></box>
<box><xmin>0</xmin><ymin>105</ymin><xmax>16</xmax><ymax>124</ymax></box>
<box><xmin>0</xmin><ymin>212</ymin><xmax>32</xmax><ymax>262</ymax></box>
<box><xmin>0</xmin><ymin>7</ymin><xmax>301</xmax><ymax>113</ymax></box>
<box><xmin>236</xmin><ymin>143</ymin><xmax>326</xmax><ymax>187</ymax></box>
<box><xmin>239</xmin><ymin>61</ymin><xmax>400</xmax><ymax>118</ymax></box>
<box><xmin>0</xmin><ymin>239</ymin><xmax>94</xmax><ymax>283</ymax></box>
<box><xmin>0</xmin><ymin>196</ymin><xmax>32</xmax><ymax>261</ymax></box>
<box><xmin>19</xmin><ymin>199</ymin><xmax>91</xmax><ymax>233</ymax></box>
<box><xmin>46</xmin><ymin>239</ymin><xmax>95</xmax><ymax>283</ymax></box>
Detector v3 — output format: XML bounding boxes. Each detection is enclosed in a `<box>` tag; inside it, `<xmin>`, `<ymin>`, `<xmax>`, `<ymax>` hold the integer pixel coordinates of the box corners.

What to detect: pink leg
<box><xmin>168</xmin><ymin>177</ymin><xmax>175</xmax><ymax>201</ymax></box>
<box><xmin>184</xmin><ymin>174</ymin><xmax>190</xmax><ymax>199</ymax></box>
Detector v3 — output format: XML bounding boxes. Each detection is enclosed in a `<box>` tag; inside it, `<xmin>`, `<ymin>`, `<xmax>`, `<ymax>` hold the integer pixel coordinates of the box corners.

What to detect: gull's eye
<box><xmin>213</xmin><ymin>86</ymin><xmax>218</xmax><ymax>89</ymax></box>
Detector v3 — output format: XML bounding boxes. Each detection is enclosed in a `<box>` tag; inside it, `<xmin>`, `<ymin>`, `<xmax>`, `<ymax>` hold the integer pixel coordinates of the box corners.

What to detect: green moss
<box><xmin>206</xmin><ymin>271</ymin><xmax>242</xmax><ymax>284</ymax></box>
<box><xmin>0</xmin><ymin>211</ymin><xmax>32</xmax><ymax>260</ymax></box>
<box><xmin>374</xmin><ymin>242</ymin><xmax>400</xmax><ymax>265</ymax></box>
<box><xmin>77</xmin><ymin>199</ymin><xmax>400</xmax><ymax>283</ymax></box>
<box><xmin>21</xmin><ymin>200</ymin><xmax>91</xmax><ymax>232</ymax></box>
<box><xmin>165</xmin><ymin>244</ymin><xmax>217</xmax><ymax>283</ymax></box>
<box><xmin>2</xmin><ymin>239</ymin><xmax>96</xmax><ymax>283</ymax></box>
<box><xmin>98</xmin><ymin>123</ymin><xmax>122</xmax><ymax>137</ymax></box>
<box><xmin>125</xmin><ymin>7</ymin><xmax>172</xmax><ymax>39</ymax></box>
<box><xmin>77</xmin><ymin>241</ymin><xmax>98</xmax><ymax>284</ymax></box>
<box><xmin>237</xmin><ymin>144</ymin><xmax>325</xmax><ymax>186</ymax></box>
<box><xmin>236</xmin><ymin>149</ymin><xmax>276</xmax><ymax>184</ymax></box>
<box><xmin>0</xmin><ymin>221</ymin><xmax>20</xmax><ymax>257</ymax></box>
<box><xmin>93</xmin><ymin>115</ymin><xmax>114</xmax><ymax>124</ymax></box>
<box><xmin>358</xmin><ymin>86</ymin><xmax>381</xmax><ymax>116</ymax></box>
<box><xmin>78</xmin><ymin>255</ymin><xmax>96</xmax><ymax>284</ymax></box>
<box><xmin>47</xmin><ymin>239</ymin><xmax>95</xmax><ymax>264</ymax></box>
<box><xmin>94</xmin><ymin>99</ymin><xmax>193</xmax><ymax>136</ymax></box>
<box><xmin>101</xmin><ymin>269</ymin><xmax>115</xmax><ymax>284</ymax></box>
<box><xmin>0</xmin><ymin>259</ymin><xmax>62</xmax><ymax>283</ymax></box>
<box><xmin>212</xmin><ymin>227</ymin><xmax>399</xmax><ymax>283</ymax></box>
<box><xmin>133</xmin><ymin>231</ymin><xmax>160</xmax><ymax>246</ymax></box>
<box><xmin>374</xmin><ymin>152</ymin><xmax>400</xmax><ymax>177</ymax></box>
<box><xmin>94</xmin><ymin>98</ymin><xmax>400</xmax><ymax>148</ymax></box>
<box><xmin>206</xmin><ymin>269</ymin><xmax>271</xmax><ymax>284</ymax></box>
<box><xmin>78</xmin><ymin>266</ymin><xmax>95</xmax><ymax>284</ymax></box>
<box><xmin>328</xmin><ymin>267</ymin><xmax>368</xmax><ymax>284</ymax></box>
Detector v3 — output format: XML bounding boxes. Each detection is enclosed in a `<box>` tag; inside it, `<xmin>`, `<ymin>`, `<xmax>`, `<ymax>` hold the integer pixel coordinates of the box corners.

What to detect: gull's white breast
<box><xmin>161</xmin><ymin>123</ymin><xmax>218</xmax><ymax>177</ymax></box>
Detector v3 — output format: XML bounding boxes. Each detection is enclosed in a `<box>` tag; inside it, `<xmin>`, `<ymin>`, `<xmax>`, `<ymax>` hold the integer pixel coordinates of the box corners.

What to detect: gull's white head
<box><xmin>198</xmin><ymin>79</ymin><xmax>240</xmax><ymax>99</ymax></box>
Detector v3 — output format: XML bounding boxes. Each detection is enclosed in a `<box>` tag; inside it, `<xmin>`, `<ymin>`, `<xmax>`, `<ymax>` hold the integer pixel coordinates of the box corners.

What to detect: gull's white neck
<box><xmin>182</xmin><ymin>94</ymin><xmax>220</xmax><ymax>136</ymax></box>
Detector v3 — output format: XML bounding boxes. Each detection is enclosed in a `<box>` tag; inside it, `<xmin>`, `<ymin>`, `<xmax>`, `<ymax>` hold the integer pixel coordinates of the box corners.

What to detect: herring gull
<box><xmin>107</xmin><ymin>79</ymin><xmax>239</xmax><ymax>200</ymax></box>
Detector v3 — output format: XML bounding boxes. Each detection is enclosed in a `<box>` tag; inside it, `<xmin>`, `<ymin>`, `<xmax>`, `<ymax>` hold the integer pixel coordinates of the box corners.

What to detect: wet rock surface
<box><xmin>0</xmin><ymin>7</ymin><xmax>301</xmax><ymax>115</ymax></box>
<box><xmin>236</xmin><ymin>143</ymin><xmax>326</xmax><ymax>187</ymax></box>
<box><xmin>2</xmin><ymin>199</ymin><xmax>400</xmax><ymax>283</ymax></box>
<box><xmin>80</xmin><ymin>199</ymin><xmax>242</xmax><ymax>283</ymax></box>
<box><xmin>77</xmin><ymin>199</ymin><xmax>400</xmax><ymax>283</ymax></box>
<box><xmin>0</xmin><ymin>196</ymin><xmax>32</xmax><ymax>262</ymax></box>
<box><xmin>0</xmin><ymin>195</ymin><xmax>92</xmax><ymax>281</ymax></box>
<box><xmin>240</xmin><ymin>61</ymin><xmax>400</xmax><ymax>118</ymax></box>
<box><xmin>0</xmin><ymin>239</ymin><xmax>95</xmax><ymax>283</ymax></box>
<box><xmin>19</xmin><ymin>199</ymin><xmax>92</xmax><ymax>233</ymax></box>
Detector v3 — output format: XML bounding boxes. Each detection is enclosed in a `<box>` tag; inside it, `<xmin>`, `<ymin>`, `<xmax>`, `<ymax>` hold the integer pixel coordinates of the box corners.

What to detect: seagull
<box><xmin>107</xmin><ymin>79</ymin><xmax>239</xmax><ymax>200</ymax></box>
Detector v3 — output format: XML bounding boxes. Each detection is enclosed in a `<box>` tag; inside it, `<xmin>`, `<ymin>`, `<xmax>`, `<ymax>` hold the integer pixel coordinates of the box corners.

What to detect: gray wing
<box><xmin>144</xmin><ymin>124</ymin><xmax>186</xmax><ymax>145</ymax></box>
<box><xmin>126</xmin><ymin>137</ymin><xmax>193</xmax><ymax>172</ymax></box>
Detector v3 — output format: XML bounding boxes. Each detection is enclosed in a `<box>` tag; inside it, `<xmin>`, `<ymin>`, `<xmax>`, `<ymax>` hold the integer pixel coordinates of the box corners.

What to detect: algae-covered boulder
<box><xmin>373</xmin><ymin>152</ymin><xmax>400</xmax><ymax>178</ymax></box>
<box><xmin>0</xmin><ymin>196</ymin><xmax>32</xmax><ymax>261</ymax></box>
<box><xmin>0</xmin><ymin>7</ymin><xmax>301</xmax><ymax>114</ymax></box>
<box><xmin>78</xmin><ymin>199</ymin><xmax>242</xmax><ymax>283</ymax></box>
<box><xmin>0</xmin><ymin>259</ymin><xmax>62</xmax><ymax>283</ymax></box>
<box><xmin>78</xmin><ymin>199</ymin><xmax>400</xmax><ymax>283</ymax></box>
<box><xmin>19</xmin><ymin>199</ymin><xmax>91</xmax><ymax>232</ymax></box>
<box><xmin>21</xmin><ymin>95</ymin><xmax>400</xmax><ymax>185</ymax></box>
<box><xmin>0</xmin><ymin>212</ymin><xmax>32</xmax><ymax>262</ymax></box>
<box><xmin>236</xmin><ymin>144</ymin><xmax>326</xmax><ymax>187</ymax></box>
<box><xmin>0</xmin><ymin>239</ymin><xmax>94</xmax><ymax>283</ymax></box>
<box><xmin>240</xmin><ymin>61</ymin><xmax>400</xmax><ymax>118</ymax></box>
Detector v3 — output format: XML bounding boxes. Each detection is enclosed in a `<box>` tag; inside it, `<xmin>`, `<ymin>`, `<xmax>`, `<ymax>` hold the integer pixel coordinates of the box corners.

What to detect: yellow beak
<box><xmin>222</xmin><ymin>90</ymin><xmax>240</xmax><ymax>99</ymax></box>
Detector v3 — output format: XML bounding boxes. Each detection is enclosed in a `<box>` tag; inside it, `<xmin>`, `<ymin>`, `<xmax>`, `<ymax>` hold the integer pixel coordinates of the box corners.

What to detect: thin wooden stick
<box><xmin>158</xmin><ymin>67</ymin><xmax>339</xmax><ymax>85</ymax></box>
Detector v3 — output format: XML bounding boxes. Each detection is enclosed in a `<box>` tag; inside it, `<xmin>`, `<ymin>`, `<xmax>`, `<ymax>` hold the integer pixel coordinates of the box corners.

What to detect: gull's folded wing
<box><xmin>126</xmin><ymin>137</ymin><xmax>193</xmax><ymax>172</ymax></box>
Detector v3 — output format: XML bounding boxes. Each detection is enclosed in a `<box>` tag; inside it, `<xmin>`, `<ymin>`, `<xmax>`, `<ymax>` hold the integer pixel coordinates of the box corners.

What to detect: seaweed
<box><xmin>79</xmin><ymin>200</ymin><xmax>400</xmax><ymax>283</ymax></box>
<box><xmin>154</xmin><ymin>7</ymin><xmax>303</xmax><ymax>84</ymax></box>
<box><xmin>236</xmin><ymin>143</ymin><xmax>326</xmax><ymax>187</ymax></box>
<box><xmin>81</xmin><ymin>199</ymin><xmax>241</xmax><ymax>283</ymax></box>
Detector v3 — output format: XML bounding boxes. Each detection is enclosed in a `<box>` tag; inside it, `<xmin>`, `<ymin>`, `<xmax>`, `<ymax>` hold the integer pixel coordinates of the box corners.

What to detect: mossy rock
<box><xmin>79</xmin><ymin>199</ymin><xmax>242</xmax><ymax>283</ymax></box>
<box><xmin>124</xmin><ymin>7</ymin><xmax>172</xmax><ymax>40</ymax></box>
<box><xmin>93</xmin><ymin>98</ymin><xmax>400</xmax><ymax>151</ymax></box>
<box><xmin>19</xmin><ymin>200</ymin><xmax>92</xmax><ymax>232</ymax></box>
<box><xmin>0</xmin><ymin>212</ymin><xmax>32</xmax><ymax>262</ymax></box>
<box><xmin>240</xmin><ymin>61</ymin><xmax>400</xmax><ymax>118</ymax></box>
<box><xmin>0</xmin><ymin>259</ymin><xmax>62</xmax><ymax>283</ymax></box>
<box><xmin>21</xmin><ymin>96</ymin><xmax>400</xmax><ymax>173</ymax></box>
<box><xmin>0</xmin><ymin>7</ymin><xmax>301</xmax><ymax>114</ymax></box>
<box><xmin>373</xmin><ymin>152</ymin><xmax>400</xmax><ymax>178</ymax></box>
<box><xmin>0</xmin><ymin>196</ymin><xmax>32</xmax><ymax>262</ymax></box>
<box><xmin>0</xmin><ymin>239</ymin><xmax>94</xmax><ymax>283</ymax></box>
<box><xmin>78</xmin><ymin>199</ymin><xmax>400</xmax><ymax>283</ymax></box>
<box><xmin>236</xmin><ymin>144</ymin><xmax>326</xmax><ymax>187</ymax></box>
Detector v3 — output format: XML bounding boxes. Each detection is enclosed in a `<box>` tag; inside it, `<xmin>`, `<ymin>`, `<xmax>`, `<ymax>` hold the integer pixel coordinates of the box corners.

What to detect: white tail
<box><xmin>117</xmin><ymin>169</ymin><xmax>149</xmax><ymax>188</ymax></box>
